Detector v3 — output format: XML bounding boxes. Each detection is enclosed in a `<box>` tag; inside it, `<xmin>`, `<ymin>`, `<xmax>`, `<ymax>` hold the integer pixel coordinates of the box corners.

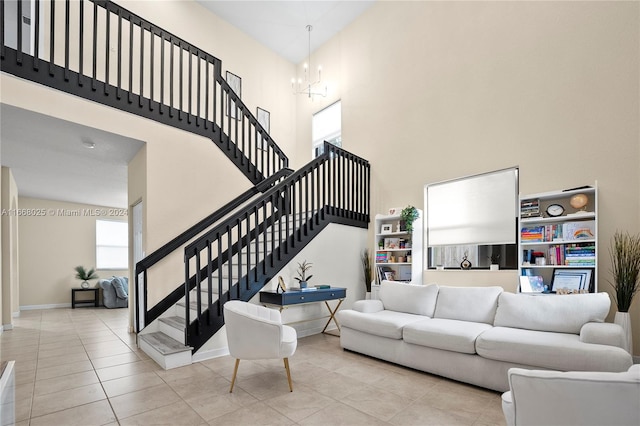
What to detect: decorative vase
<box><xmin>299</xmin><ymin>281</ymin><xmax>307</xmax><ymax>289</ymax></box>
<box><xmin>490</xmin><ymin>264</ymin><xmax>499</xmax><ymax>271</ymax></box>
<box><xmin>614</xmin><ymin>311</ymin><xmax>633</xmax><ymax>354</ymax></box>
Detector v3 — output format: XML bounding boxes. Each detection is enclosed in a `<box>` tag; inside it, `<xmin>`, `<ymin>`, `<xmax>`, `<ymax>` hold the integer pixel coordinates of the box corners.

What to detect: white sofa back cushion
<box><xmin>433</xmin><ymin>286</ymin><xmax>503</xmax><ymax>324</ymax></box>
<box><xmin>379</xmin><ymin>281</ymin><xmax>439</xmax><ymax>316</ymax></box>
<box><xmin>494</xmin><ymin>292</ymin><xmax>610</xmax><ymax>334</ymax></box>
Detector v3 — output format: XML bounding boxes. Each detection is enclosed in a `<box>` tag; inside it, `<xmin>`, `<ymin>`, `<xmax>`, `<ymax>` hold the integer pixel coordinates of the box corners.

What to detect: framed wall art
<box><xmin>226</xmin><ymin>71</ymin><xmax>242</xmax><ymax>119</ymax></box>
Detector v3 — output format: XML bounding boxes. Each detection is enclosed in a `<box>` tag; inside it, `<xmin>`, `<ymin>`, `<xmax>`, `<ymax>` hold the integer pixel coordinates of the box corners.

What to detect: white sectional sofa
<box><xmin>337</xmin><ymin>281</ymin><xmax>633</xmax><ymax>392</ymax></box>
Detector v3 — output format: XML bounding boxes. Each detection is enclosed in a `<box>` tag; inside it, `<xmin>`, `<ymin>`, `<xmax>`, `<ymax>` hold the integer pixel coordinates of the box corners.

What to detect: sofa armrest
<box><xmin>352</xmin><ymin>299</ymin><xmax>384</xmax><ymax>313</ymax></box>
<box><xmin>580</xmin><ymin>322</ymin><xmax>626</xmax><ymax>349</ymax></box>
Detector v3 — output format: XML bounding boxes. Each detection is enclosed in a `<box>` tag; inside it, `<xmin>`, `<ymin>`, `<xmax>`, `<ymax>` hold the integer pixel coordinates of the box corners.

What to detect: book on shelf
<box><xmin>376</xmin><ymin>266</ymin><xmax>393</xmax><ymax>284</ymax></box>
<box><xmin>315</xmin><ymin>285</ymin><xmax>330</xmax><ymax>289</ymax></box>
<box><xmin>288</xmin><ymin>287</ymin><xmax>318</xmax><ymax>292</ymax></box>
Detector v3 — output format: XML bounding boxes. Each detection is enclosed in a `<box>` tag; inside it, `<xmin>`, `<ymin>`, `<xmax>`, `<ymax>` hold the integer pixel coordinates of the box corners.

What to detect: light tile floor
<box><xmin>1</xmin><ymin>308</ymin><xmax>506</xmax><ymax>425</ymax></box>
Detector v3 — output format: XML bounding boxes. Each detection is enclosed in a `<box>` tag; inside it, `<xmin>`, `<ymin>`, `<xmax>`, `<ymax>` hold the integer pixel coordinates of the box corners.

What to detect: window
<box><xmin>425</xmin><ymin>167</ymin><xmax>519</xmax><ymax>269</ymax></box>
<box><xmin>96</xmin><ymin>220</ymin><xmax>128</xmax><ymax>269</ymax></box>
<box><xmin>312</xmin><ymin>100</ymin><xmax>342</xmax><ymax>157</ymax></box>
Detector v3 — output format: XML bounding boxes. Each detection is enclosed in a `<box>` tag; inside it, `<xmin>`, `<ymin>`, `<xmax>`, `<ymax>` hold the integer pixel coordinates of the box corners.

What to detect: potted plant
<box><xmin>400</xmin><ymin>205</ymin><xmax>419</xmax><ymax>233</ymax></box>
<box><xmin>488</xmin><ymin>253</ymin><xmax>501</xmax><ymax>271</ymax></box>
<box><xmin>74</xmin><ymin>265</ymin><xmax>99</xmax><ymax>289</ymax></box>
<box><xmin>361</xmin><ymin>249</ymin><xmax>372</xmax><ymax>295</ymax></box>
<box><xmin>608</xmin><ymin>231</ymin><xmax>640</xmax><ymax>354</ymax></box>
<box><xmin>294</xmin><ymin>260</ymin><xmax>313</xmax><ymax>288</ymax></box>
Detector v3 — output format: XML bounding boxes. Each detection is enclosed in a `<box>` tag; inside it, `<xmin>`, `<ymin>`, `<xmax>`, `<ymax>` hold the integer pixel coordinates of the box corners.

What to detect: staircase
<box><xmin>1</xmin><ymin>0</ymin><xmax>371</xmax><ymax>370</ymax></box>
<box><xmin>137</xmin><ymin>144</ymin><xmax>369</xmax><ymax>367</ymax></box>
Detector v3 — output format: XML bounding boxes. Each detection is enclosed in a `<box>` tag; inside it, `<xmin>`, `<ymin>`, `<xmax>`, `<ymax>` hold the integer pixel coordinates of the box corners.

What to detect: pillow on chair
<box><xmin>111</xmin><ymin>276</ymin><xmax>128</xmax><ymax>300</ymax></box>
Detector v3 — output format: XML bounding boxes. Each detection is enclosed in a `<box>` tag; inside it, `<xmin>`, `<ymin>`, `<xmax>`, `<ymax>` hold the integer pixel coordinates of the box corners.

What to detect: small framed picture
<box><xmin>381</xmin><ymin>224</ymin><xmax>393</xmax><ymax>234</ymax></box>
<box><xmin>226</xmin><ymin>71</ymin><xmax>242</xmax><ymax>120</ymax></box>
<box><xmin>256</xmin><ymin>107</ymin><xmax>270</xmax><ymax>151</ymax></box>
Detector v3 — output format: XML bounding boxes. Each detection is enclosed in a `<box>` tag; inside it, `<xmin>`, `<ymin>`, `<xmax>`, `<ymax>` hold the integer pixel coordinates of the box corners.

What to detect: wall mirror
<box><xmin>424</xmin><ymin>167</ymin><xmax>519</xmax><ymax>269</ymax></box>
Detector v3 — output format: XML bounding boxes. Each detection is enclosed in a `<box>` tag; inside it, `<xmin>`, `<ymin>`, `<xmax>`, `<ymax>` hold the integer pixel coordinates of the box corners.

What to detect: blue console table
<box><xmin>259</xmin><ymin>287</ymin><xmax>346</xmax><ymax>334</ymax></box>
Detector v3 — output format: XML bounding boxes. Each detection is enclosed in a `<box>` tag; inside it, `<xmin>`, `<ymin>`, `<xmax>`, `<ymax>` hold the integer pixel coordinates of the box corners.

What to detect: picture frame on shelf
<box><xmin>226</xmin><ymin>71</ymin><xmax>242</xmax><ymax>119</ymax></box>
<box><xmin>381</xmin><ymin>224</ymin><xmax>393</xmax><ymax>234</ymax></box>
<box><xmin>519</xmin><ymin>275</ymin><xmax>545</xmax><ymax>293</ymax></box>
<box><xmin>551</xmin><ymin>269</ymin><xmax>592</xmax><ymax>292</ymax></box>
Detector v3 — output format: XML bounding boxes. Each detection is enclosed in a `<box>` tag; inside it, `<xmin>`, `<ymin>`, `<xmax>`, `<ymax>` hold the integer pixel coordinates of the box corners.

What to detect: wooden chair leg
<box><xmin>229</xmin><ymin>359</ymin><xmax>240</xmax><ymax>393</ymax></box>
<box><xmin>283</xmin><ymin>357</ymin><xmax>293</xmax><ymax>392</ymax></box>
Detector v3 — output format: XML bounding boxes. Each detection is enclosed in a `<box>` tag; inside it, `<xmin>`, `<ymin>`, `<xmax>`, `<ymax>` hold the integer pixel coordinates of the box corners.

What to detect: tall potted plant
<box><xmin>361</xmin><ymin>249</ymin><xmax>372</xmax><ymax>297</ymax></box>
<box><xmin>608</xmin><ymin>231</ymin><xmax>640</xmax><ymax>354</ymax></box>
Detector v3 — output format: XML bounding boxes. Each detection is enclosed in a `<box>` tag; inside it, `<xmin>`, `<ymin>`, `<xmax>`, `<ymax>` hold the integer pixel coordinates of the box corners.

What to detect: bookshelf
<box><xmin>518</xmin><ymin>183</ymin><xmax>598</xmax><ymax>292</ymax></box>
<box><xmin>371</xmin><ymin>209</ymin><xmax>423</xmax><ymax>299</ymax></box>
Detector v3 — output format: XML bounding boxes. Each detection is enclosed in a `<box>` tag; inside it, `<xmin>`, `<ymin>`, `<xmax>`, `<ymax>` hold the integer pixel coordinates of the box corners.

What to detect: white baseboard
<box><xmin>192</xmin><ymin>347</ymin><xmax>230</xmax><ymax>363</ymax></box>
<box><xmin>20</xmin><ymin>303</ymin><xmax>71</xmax><ymax>310</ymax></box>
<box><xmin>2</xmin><ymin>324</ymin><xmax>13</xmax><ymax>331</ymax></box>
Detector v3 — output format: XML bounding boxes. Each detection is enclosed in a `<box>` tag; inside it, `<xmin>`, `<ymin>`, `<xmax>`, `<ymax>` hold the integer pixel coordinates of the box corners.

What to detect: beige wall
<box><xmin>1</xmin><ymin>167</ymin><xmax>19</xmax><ymax>327</ymax></box>
<box><xmin>292</xmin><ymin>1</ymin><xmax>639</xmax><ymax>353</ymax></box>
<box><xmin>18</xmin><ymin>197</ymin><xmax>128</xmax><ymax>307</ymax></box>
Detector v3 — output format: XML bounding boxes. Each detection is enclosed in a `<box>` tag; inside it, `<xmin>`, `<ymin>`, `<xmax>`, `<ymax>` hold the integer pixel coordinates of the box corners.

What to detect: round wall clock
<box><xmin>546</xmin><ymin>204</ymin><xmax>565</xmax><ymax>217</ymax></box>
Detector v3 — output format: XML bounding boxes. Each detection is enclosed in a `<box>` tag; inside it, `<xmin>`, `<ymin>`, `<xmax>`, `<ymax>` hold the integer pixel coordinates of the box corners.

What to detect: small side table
<box><xmin>71</xmin><ymin>288</ymin><xmax>99</xmax><ymax>309</ymax></box>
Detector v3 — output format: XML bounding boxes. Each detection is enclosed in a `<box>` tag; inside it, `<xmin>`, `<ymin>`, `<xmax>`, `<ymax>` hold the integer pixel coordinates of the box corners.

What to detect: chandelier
<box><xmin>291</xmin><ymin>25</ymin><xmax>327</xmax><ymax>100</ymax></box>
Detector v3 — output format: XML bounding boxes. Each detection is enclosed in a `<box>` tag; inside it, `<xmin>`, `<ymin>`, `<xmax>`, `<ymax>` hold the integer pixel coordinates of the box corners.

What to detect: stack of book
<box><xmin>520</xmin><ymin>199</ymin><xmax>540</xmax><ymax>218</ymax></box>
<box><xmin>564</xmin><ymin>243</ymin><xmax>596</xmax><ymax>266</ymax></box>
<box><xmin>521</xmin><ymin>226</ymin><xmax>544</xmax><ymax>242</ymax></box>
<box><xmin>376</xmin><ymin>251</ymin><xmax>389</xmax><ymax>263</ymax></box>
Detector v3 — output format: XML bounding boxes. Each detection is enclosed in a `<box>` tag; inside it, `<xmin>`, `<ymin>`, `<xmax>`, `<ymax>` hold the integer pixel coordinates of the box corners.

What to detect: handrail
<box><xmin>134</xmin><ymin>167</ymin><xmax>292</xmax><ymax>332</ymax></box>
<box><xmin>136</xmin><ymin>167</ymin><xmax>292</xmax><ymax>273</ymax></box>
<box><xmin>181</xmin><ymin>141</ymin><xmax>370</xmax><ymax>351</ymax></box>
<box><xmin>0</xmin><ymin>0</ymin><xmax>288</xmax><ymax>181</ymax></box>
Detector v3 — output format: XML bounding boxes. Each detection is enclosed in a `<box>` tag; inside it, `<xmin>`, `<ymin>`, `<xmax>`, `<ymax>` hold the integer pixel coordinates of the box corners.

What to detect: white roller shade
<box><xmin>426</xmin><ymin>168</ymin><xmax>518</xmax><ymax>246</ymax></box>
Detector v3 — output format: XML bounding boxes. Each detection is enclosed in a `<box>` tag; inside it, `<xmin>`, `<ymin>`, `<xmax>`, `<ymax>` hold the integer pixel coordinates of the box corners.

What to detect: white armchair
<box><xmin>502</xmin><ymin>365</ymin><xmax>640</xmax><ymax>426</ymax></box>
<box><xmin>223</xmin><ymin>300</ymin><xmax>297</xmax><ymax>392</ymax></box>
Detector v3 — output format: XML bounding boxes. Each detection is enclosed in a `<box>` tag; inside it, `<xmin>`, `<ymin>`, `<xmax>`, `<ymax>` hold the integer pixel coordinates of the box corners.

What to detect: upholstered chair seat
<box><xmin>223</xmin><ymin>300</ymin><xmax>297</xmax><ymax>392</ymax></box>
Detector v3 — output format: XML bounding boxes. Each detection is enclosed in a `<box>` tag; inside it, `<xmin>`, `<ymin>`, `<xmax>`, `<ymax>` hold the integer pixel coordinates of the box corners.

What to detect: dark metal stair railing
<box><xmin>0</xmin><ymin>0</ymin><xmax>288</xmax><ymax>183</ymax></box>
<box><xmin>135</xmin><ymin>167</ymin><xmax>293</xmax><ymax>333</ymax></box>
<box><xmin>182</xmin><ymin>142</ymin><xmax>370</xmax><ymax>352</ymax></box>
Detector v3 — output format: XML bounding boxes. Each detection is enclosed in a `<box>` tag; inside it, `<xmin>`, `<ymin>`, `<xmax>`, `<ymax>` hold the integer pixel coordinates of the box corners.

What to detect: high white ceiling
<box><xmin>0</xmin><ymin>104</ymin><xmax>144</xmax><ymax>209</ymax></box>
<box><xmin>197</xmin><ymin>1</ymin><xmax>376</xmax><ymax>63</ymax></box>
<box><xmin>0</xmin><ymin>1</ymin><xmax>375</xmax><ymax>208</ymax></box>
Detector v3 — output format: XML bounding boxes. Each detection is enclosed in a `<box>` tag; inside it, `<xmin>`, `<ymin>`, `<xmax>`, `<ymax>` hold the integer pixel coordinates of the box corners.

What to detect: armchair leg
<box><xmin>229</xmin><ymin>359</ymin><xmax>240</xmax><ymax>393</ymax></box>
<box><xmin>283</xmin><ymin>357</ymin><xmax>293</xmax><ymax>392</ymax></box>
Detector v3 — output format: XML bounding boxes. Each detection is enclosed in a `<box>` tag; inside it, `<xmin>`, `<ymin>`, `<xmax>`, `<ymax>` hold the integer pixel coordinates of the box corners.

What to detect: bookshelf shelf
<box><xmin>519</xmin><ymin>183</ymin><xmax>598</xmax><ymax>292</ymax></box>
<box><xmin>372</xmin><ymin>210</ymin><xmax>423</xmax><ymax>299</ymax></box>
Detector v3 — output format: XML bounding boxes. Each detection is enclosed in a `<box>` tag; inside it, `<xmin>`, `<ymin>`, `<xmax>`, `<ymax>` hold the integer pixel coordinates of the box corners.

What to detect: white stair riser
<box><xmin>139</xmin><ymin>338</ymin><xmax>192</xmax><ymax>370</ymax></box>
<box><xmin>159</xmin><ymin>320</ymin><xmax>185</xmax><ymax>342</ymax></box>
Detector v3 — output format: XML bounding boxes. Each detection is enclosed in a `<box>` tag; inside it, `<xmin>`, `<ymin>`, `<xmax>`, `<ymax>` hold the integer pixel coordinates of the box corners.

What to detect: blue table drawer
<box><xmin>260</xmin><ymin>287</ymin><xmax>346</xmax><ymax>306</ymax></box>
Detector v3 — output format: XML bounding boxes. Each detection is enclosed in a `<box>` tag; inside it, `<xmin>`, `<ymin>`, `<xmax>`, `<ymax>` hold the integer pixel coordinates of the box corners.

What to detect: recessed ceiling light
<box><xmin>82</xmin><ymin>140</ymin><xmax>96</xmax><ymax>149</ymax></box>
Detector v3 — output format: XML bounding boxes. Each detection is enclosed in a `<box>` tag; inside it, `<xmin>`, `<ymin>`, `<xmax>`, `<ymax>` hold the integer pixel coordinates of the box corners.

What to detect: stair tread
<box><xmin>158</xmin><ymin>316</ymin><xmax>185</xmax><ymax>330</ymax></box>
<box><xmin>139</xmin><ymin>332</ymin><xmax>192</xmax><ymax>355</ymax></box>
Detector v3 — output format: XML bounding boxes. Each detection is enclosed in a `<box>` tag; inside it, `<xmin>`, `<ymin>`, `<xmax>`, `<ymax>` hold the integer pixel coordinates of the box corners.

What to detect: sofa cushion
<box><xmin>476</xmin><ymin>326</ymin><xmax>633</xmax><ymax>372</ymax></box>
<box><xmin>494</xmin><ymin>292</ymin><xmax>610</xmax><ymax>334</ymax></box>
<box><xmin>433</xmin><ymin>286</ymin><xmax>503</xmax><ymax>324</ymax></box>
<box><xmin>403</xmin><ymin>318</ymin><xmax>493</xmax><ymax>354</ymax></box>
<box><xmin>337</xmin><ymin>309</ymin><xmax>426</xmax><ymax>340</ymax></box>
<box><xmin>379</xmin><ymin>281</ymin><xmax>439</xmax><ymax>316</ymax></box>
